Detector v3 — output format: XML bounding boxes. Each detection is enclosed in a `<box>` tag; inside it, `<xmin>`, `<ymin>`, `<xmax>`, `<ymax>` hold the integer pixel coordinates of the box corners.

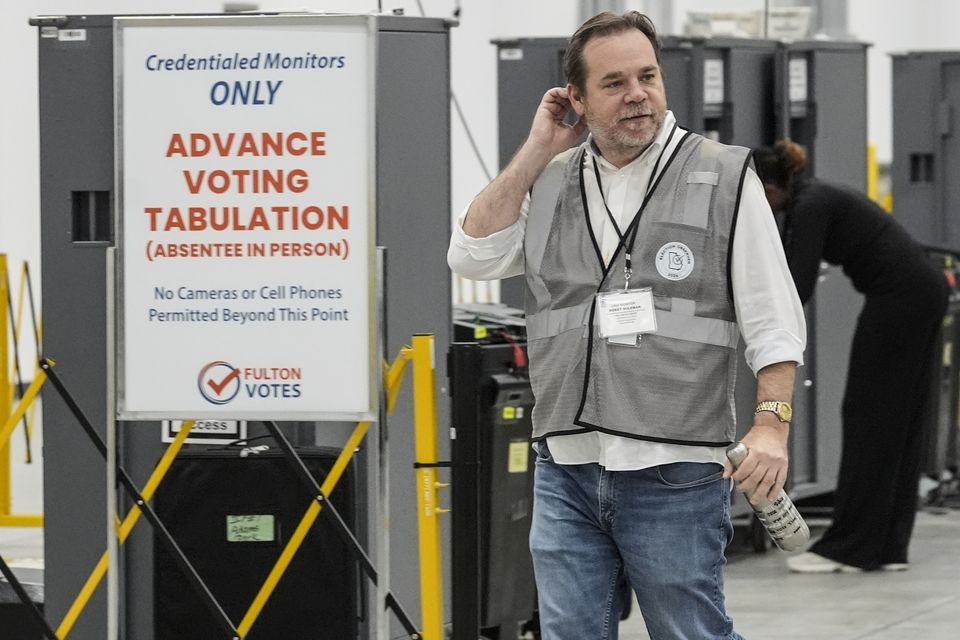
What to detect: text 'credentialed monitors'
<box><xmin>115</xmin><ymin>15</ymin><xmax>377</xmax><ymax>420</ymax></box>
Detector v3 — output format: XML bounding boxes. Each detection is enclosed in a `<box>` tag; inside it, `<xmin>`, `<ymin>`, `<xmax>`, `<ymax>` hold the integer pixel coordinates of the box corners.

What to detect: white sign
<box><xmin>161</xmin><ymin>419</ymin><xmax>247</xmax><ymax>444</ymax></box>
<box><xmin>703</xmin><ymin>58</ymin><xmax>725</xmax><ymax>105</ymax></box>
<box><xmin>788</xmin><ymin>57</ymin><xmax>808</xmax><ymax>103</ymax></box>
<box><xmin>58</xmin><ymin>29</ymin><xmax>87</xmax><ymax>41</ymax></box>
<box><xmin>116</xmin><ymin>15</ymin><xmax>377</xmax><ymax>420</ymax></box>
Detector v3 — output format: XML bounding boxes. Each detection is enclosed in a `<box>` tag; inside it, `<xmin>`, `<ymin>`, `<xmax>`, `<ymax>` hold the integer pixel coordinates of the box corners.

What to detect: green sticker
<box><xmin>502</xmin><ymin>406</ymin><xmax>516</xmax><ymax>420</ymax></box>
<box><xmin>226</xmin><ymin>515</ymin><xmax>275</xmax><ymax>542</ymax></box>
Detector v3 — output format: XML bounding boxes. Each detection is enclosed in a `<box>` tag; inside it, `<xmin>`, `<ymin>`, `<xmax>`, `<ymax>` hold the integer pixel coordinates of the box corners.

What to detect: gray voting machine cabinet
<box><xmin>892</xmin><ymin>50</ymin><xmax>960</xmax><ymax>485</ymax></box>
<box><xmin>34</xmin><ymin>12</ymin><xmax>451</xmax><ymax>640</ymax></box>
<box><xmin>776</xmin><ymin>41</ymin><xmax>869</xmax><ymax>503</ymax></box>
<box><xmin>892</xmin><ymin>51</ymin><xmax>960</xmax><ymax>252</ymax></box>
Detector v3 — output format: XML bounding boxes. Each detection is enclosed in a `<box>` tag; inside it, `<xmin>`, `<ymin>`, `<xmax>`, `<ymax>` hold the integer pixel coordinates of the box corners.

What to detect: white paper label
<box><xmin>789</xmin><ymin>57</ymin><xmax>808</xmax><ymax>102</ymax></box>
<box><xmin>597</xmin><ymin>289</ymin><xmax>657</xmax><ymax>338</ymax></box>
<box><xmin>703</xmin><ymin>59</ymin><xmax>725</xmax><ymax>105</ymax></box>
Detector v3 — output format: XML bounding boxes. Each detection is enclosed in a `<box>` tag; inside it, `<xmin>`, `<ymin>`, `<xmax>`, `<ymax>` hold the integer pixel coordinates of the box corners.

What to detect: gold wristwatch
<box><xmin>754</xmin><ymin>400</ymin><xmax>792</xmax><ymax>423</ymax></box>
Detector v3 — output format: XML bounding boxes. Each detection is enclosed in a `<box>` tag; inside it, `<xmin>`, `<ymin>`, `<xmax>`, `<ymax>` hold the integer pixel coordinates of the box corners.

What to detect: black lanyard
<box><xmin>588</xmin><ymin>121</ymin><xmax>678</xmax><ymax>288</ymax></box>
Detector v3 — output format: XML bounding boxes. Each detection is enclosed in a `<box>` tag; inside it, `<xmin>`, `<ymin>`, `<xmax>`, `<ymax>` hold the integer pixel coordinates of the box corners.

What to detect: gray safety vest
<box><xmin>523</xmin><ymin>132</ymin><xmax>751</xmax><ymax>446</ymax></box>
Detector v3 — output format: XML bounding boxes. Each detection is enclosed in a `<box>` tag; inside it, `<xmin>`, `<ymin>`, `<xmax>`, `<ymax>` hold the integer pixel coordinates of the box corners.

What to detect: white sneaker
<box><xmin>786</xmin><ymin>552</ymin><xmax>863</xmax><ymax>574</ymax></box>
<box><xmin>880</xmin><ymin>562</ymin><xmax>909</xmax><ymax>572</ymax></box>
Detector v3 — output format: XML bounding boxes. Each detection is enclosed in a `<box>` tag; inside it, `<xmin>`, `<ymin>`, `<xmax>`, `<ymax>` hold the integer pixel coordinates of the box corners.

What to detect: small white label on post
<box><xmin>162</xmin><ymin>419</ymin><xmax>247</xmax><ymax>444</ymax></box>
<box><xmin>58</xmin><ymin>29</ymin><xmax>87</xmax><ymax>41</ymax></box>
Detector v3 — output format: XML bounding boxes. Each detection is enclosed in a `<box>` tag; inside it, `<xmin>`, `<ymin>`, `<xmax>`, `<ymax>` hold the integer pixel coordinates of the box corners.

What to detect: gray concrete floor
<box><xmin>620</xmin><ymin>510</ymin><xmax>960</xmax><ymax>639</ymax></box>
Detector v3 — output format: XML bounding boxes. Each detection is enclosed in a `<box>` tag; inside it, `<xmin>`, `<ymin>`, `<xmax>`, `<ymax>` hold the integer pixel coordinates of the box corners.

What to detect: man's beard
<box><xmin>588</xmin><ymin>105</ymin><xmax>664</xmax><ymax>158</ymax></box>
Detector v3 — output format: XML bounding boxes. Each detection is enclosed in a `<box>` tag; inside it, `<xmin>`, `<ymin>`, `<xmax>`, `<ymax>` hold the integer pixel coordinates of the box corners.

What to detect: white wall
<box><xmin>4</xmin><ymin>0</ymin><xmax>960</xmax><ymax>318</ymax></box>
<box><xmin>446</xmin><ymin>0</ymin><xmax>580</xmax><ymax>228</ymax></box>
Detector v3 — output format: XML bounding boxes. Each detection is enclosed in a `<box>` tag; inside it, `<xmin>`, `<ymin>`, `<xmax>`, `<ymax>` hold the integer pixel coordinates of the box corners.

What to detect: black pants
<box><xmin>811</xmin><ymin>273</ymin><xmax>949</xmax><ymax>569</ymax></box>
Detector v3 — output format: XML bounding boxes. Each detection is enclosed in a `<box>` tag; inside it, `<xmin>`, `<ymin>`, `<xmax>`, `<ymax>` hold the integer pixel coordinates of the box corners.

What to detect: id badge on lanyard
<box><xmin>588</xmin><ymin>122</ymin><xmax>677</xmax><ymax>345</ymax></box>
<box><xmin>597</xmin><ymin>287</ymin><xmax>657</xmax><ymax>339</ymax></box>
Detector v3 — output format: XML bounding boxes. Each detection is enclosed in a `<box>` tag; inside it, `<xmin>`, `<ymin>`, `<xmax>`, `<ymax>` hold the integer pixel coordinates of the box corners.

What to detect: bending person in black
<box><xmin>755</xmin><ymin>139</ymin><xmax>949</xmax><ymax>573</ymax></box>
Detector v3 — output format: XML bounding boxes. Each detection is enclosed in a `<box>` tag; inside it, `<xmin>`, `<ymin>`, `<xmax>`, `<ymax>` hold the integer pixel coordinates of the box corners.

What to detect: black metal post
<box><xmin>449</xmin><ymin>343</ymin><xmax>483</xmax><ymax>640</ymax></box>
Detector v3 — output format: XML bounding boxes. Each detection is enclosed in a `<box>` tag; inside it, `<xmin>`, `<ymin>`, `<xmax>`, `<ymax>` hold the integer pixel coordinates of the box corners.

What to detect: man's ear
<box><xmin>567</xmin><ymin>83</ymin><xmax>586</xmax><ymax>117</ymax></box>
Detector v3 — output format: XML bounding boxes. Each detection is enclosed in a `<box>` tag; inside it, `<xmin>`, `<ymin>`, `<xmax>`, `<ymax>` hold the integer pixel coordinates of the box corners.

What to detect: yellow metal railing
<box><xmin>382</xmin><ymin>335</ymin><xmax>448</xmax><ymax>640</ymax></box>
<box><xmin>239</xmin><ymin>335</ymin><xmax>447</xmax><ymax>639</ymax></box>
<box><xmin>236</xmin><ymin>419</ymin><xmax>371</xmax><ymax>637</ymax></box>
<box><xmin>0</xmin><ymin>254</ymin><xmax>43</xmax><ymax>528</ymax></box>
<box><xmin>410</xmin><ymin>334</ymin><xmax>447</xmax><ymax>640</ymax></box>
<box><xmin>867</xmin><ymin>142</ymin><xmax>894</xmax><ymax>213</ymax></box>
<box><xmin>56</xmin><ymin>420</ymin><xmax>197</xmax><ymax>638</ymax></box>
<box><xmin>53</xmin><ymin>333</ymin><xmax>446</xmax><ymax>639</ymax></box>
<box><xmin>1</xmin><ymin>255</ymin><xmax>10</xmax><ymax>520</ymax></box>
<box><xmin>14</xmin><ymin>261</ymin><xmax>43</xmax><ymax>460</ymax></box>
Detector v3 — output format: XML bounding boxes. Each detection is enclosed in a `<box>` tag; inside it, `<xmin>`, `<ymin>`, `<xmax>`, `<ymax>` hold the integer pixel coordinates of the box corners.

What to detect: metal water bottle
<box><xmin>726</xmin><ymin>442</ymin><xmax>810</xmax><ymax>552</ymax></box>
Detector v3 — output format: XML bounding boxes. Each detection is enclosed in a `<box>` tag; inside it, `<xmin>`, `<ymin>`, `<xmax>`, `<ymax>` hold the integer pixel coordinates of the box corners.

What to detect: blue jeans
<box><xmin>529</xmin><ymin>442</ymin><xmax>744</xmax><ymax>640</ymax></box>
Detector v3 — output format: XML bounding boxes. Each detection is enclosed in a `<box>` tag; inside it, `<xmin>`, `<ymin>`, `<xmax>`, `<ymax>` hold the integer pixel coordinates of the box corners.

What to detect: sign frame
<box><xmin>113</xmin><ymin>14</ymin><xmax>379</xmax><ymax>421</ymax></box>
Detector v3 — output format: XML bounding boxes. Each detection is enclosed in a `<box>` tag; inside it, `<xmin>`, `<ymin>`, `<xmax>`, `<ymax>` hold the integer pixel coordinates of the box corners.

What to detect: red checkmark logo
<box><xmin>207</xmin><ymin>368</ymin><xmax>241</xmax><ymax>396</ymax></box>
<box><xmin>198</xmin><ymin>361</ymin><xmax>242</xmax><ymax>405</ymax></box>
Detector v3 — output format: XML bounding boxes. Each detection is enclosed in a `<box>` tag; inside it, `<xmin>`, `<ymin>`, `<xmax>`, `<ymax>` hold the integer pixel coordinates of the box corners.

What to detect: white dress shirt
<box><xmin>448</xmin><ymin>111</ymin><xmax>806</xmax><ymax>470</ymax></box>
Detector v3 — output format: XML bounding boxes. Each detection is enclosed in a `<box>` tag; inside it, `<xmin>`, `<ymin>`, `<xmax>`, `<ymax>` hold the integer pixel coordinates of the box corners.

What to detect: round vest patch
<box><xmin>655</xmin><ymin>242</ymin><xmax>695</xmax><ymax>280</ymax></box>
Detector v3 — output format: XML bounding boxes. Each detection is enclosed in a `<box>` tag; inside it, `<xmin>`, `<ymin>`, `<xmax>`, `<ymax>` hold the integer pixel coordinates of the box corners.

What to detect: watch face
<box><xmin>777</xmin><ymin>404</ymin><xmax>793</xmax><ymax>422</ymax></box>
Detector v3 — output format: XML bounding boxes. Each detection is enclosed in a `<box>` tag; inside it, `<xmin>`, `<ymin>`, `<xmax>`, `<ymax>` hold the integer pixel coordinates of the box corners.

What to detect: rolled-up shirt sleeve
<box><xmin>733</xmin><ymin>170</ymin><xmax>807</xmax><ymax>374</ymax></box>
<box><xmin>446</xmin><ymin>198</ymin><xmax>528</xmax><ymax>281</ymax></box>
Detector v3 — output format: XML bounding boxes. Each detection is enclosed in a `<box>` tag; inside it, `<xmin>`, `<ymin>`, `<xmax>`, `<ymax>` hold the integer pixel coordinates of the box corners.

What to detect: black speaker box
<box><xmin>0</xmin><ymin>566</ymin><xmax>45</xmax><ymax>640</ymax></box>
<box><xmin>153</xmin><ymin>446</ymin><xmax>360</xmax><ymax>639</ymax></box>
<box><xmin>0</xmin><ymin>603</ymin><xmax>44</xmax><ymax>640</ymax></box>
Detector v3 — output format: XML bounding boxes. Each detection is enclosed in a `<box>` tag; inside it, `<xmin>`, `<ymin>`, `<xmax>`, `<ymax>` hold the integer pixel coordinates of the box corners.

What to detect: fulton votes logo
<box><xmin>198</xmin><ymin>361</ymin><xmax>302</xmax><ymax>404</ymax></box>
<box><xmin>655</xmin><ymin>242</ymin><xmax>695</xmax><ymax>281</ymax></box>
<box><xmin>198</xmin><ymin>361</ymin><xmax>242</xmax><ymax>404</ymax></box>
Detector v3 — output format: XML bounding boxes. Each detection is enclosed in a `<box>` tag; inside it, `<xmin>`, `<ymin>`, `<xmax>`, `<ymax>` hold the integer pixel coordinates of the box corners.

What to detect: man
<box><xmin>448</xmin><ymin>11</ymin><xmax>805</xmax><ymax>639</ymax></box>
